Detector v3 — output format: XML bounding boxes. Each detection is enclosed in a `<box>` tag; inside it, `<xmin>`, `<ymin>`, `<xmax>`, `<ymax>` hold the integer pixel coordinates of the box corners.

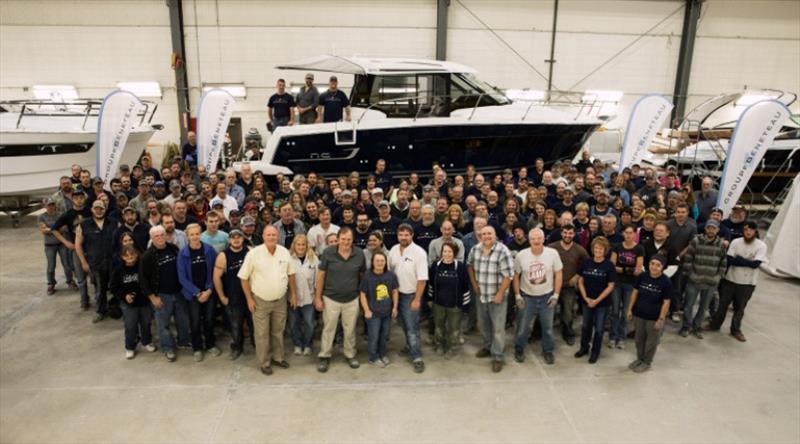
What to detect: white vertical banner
<box><xmin>619</xmin><ymin>94</ymin><xmax>673</xmax><ymax>169</ymax></box>
<box><xmin>96</xmin><ymin>90</ymin><xmax>144</xmax><ymax>188</ymax></box>
<box><xmin>197</xmin><ymin>89</ymin><xmax>235</xmax><ymax>173</ymax></box>
<box><xmin>717</xmin><ymin>99</ymin><xmax>792</xmax><ymax>216</ymax></box>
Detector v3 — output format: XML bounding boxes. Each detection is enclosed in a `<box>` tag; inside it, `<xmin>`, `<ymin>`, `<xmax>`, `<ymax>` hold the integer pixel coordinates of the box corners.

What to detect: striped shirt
<box><xmin>467</xmin><ymin>241</ymin><xmax>514</xmax><ymax>303</ymax></box>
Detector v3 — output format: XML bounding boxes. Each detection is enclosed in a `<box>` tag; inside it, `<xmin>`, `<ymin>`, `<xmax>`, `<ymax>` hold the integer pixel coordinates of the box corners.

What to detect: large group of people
<box><xmin>40</xmin><ymin>144</ymin><xmax>768</xmax><ymax>375</ymax></box>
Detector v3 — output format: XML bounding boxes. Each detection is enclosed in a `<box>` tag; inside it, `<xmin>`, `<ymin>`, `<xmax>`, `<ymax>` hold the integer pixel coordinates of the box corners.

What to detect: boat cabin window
<box><xmin>350</xmin><ymin>73</ymin><xmax>509</xmax><ymax>118</ymax></box>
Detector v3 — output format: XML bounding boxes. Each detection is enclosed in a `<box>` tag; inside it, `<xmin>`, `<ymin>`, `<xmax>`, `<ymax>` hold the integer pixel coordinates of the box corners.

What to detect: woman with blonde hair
<box><xmin>446</xmin><ymin>204</ymin><xmax>467</xmax><ymax>235</ymax></box>
<box><xmin>288</xmin><ymin>234</ymin><xmax>319</xmax><ymax>356</ymax></box>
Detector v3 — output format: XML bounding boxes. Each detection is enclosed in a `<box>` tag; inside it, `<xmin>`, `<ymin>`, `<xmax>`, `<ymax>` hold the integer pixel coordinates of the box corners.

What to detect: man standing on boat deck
<box><xmin>296</xmin><ymin>73</ymin><xmax>319</xmax><ymax>124</ymax></box>
<box><xmin>267</xmin><ymin>78</ymin><xmax>296</xmax><ymax>131</ymax></box>
<box><xmin>316</xmin><ymin>76</ymin><xmax>351</xmax><ymax>123</ymax></box>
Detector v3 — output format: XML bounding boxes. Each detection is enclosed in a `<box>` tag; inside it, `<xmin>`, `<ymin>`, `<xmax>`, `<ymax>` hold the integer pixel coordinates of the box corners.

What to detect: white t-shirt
<box><xmin>388</xmin><ymin>242</ymin><xmax>429</xmax><ymax>294</ymax></box>
<box><xmin>514</xmin><ymin>246</ymin><xmax>563</xmax><ymax>296</ymax></box>
<box><xmin>725</xmin><ymin>237</ymin><xmax>767</xmax><ymax>286</ymax></box>
<box><xmin>307</xmin><ymin>223</ymin><xmax>340</xmax><ymax>256</ymax></box>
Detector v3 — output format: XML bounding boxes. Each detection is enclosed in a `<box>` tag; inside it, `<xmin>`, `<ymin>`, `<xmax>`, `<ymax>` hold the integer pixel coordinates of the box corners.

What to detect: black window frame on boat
<box><xmin>350</xmin><ymin>73</ymin><xmax>510</xmax><ymax>118</ymax></box>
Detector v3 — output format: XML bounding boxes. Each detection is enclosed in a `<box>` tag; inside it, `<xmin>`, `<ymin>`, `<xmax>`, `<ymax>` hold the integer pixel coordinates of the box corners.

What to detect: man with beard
<box><xmin>721</xmin><ymin>204</ymin><xmax>748</xmax><ymax>240</ymax></box>
<box><xmin>213</xmin><ymin>229</ymin><xmax>253</xmax><ymax>360</ymax></box>
<box><xmin>413</xmin><ymin>205</ymin><xmax>439</xmax><ymax>253</ymax></box>
<box><xmin>75</xmin><ymin>200</ymin><xmax>119</xmax><ymax>322</ymax></box>
<box><xmin>113</xmin><ymin>207</ymin><xmax>151</xmax><ymax>252</ymax></box>
<box><xmin>50</xmin><ymin>190</ymin><xmax>92</xmax><ymax>305</ymax></box>
<box><xmin>172</xmin><ymin>200</ymin><xmax>197</xmax><ymax>231</ymax></box>
<box><xmin>353</xmin><ymin>213</ymin><xmax>372</xmax><ymax>249</ymax></box>
<box><xmin>160</xmin><ymin>213</ymin><xmax>188</xmax><ymax>250</ymax></box>
<box><xmin>549</xmin><ymin>224</ymin><xmax>589</xmax><ymax>345</ymax></box>
<box><xmin>371</xmin><ymin>201</ymin><xmax>402</xmax><ymax>249</ymax></box>
<box><xmin>50</xmin><ymin>175</ymin><xmax>75</xmax><ymax>215</ymax></box>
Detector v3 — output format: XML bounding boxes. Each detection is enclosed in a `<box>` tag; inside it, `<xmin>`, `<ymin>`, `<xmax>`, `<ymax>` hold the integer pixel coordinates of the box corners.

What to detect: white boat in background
<box><xmin>0</xmin><ymin>99</ymin><xmax>161</xmax><ymax>205</ymax></box>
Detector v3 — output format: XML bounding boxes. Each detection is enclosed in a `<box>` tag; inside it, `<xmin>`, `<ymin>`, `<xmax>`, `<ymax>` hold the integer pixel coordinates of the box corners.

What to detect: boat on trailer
<box><xmin>245</xmin><ymin>55</ymin><xmax>602</xmax><ymax>177</ymax></box>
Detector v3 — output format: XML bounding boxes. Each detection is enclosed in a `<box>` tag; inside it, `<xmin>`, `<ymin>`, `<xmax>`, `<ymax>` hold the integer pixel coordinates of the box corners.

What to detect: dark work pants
<box><xmin>580</xmin><ymin>305</ymin><xmax>608</xmax><ymax>358</ymax></box>
<box><xmin>227</xmin><ymin>304</ymin><xmax>253</xmax><ymax>352</ymax></box>
<box><xmin>188</xmin><ymin>297</ymin><xmax>217</xmax><ymax>352</ymax></box>
<box><xmin>709</xmin><ymin>279</ymin><xmax>755</xmax><ymax>334</ymax></box>
<box><xmin>634</xmin><ymin>316</ymin><xmax>661</xmax><ymax>365</ymax></box>
<box><xmin>90</xmin><ymin>266</ymin><xmax>110</xmax><ymax>315</ymax></box>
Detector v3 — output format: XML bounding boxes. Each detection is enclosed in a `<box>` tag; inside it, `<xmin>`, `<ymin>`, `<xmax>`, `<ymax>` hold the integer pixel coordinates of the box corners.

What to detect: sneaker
<box><xmin>125</xmin><ymin>350</ymin><xmax>135</xmax><ymax>360</ymax></box>
<box><xmin>514</xmin><ymin>349</ymin><xmax>525</xmax><ymax>363</ymax></box>
<box><xmin>475</xmin><ymin>348</ymin><xmax>491</xmax><ymax>358</ymax></box>
<box><xmin>380</xmin><ymin>356</ymin><xmax>391</xmax><ymax>366</ymax></box>
<box><xmin>628</xmin><ymin>359</ymin><xmax>643</xmax><ymax>370</ymax></box>
<box><xmin>413</xmin><ymin>360</ymin><xmax>425</xmax><ymax>373</ymax></box>
<box><xmin>692</xmin><ymin>330</ymin><xmax>704</xmax><ymax>340</ymax></box>
<box><xmin>633</xmin><ymin>362</ymin><xmax>651</xmax><ymax>373</ymax></box>
<box><xmin>543</xmin><ymin>352</ymin><xmax>555</xmax><ymax>365</ymax></box>
<box><xmin>607</xmin><ymin>340</ymin><xmax>615</xmax><ymax>348</ymax></box>
<box><xmin>143</xmin><ymin>343</ymin><xmax>157</xmax><ymax>353</ymax></box>
<box><xmin>228</xmin><ymin>349</ymin><xmax>242</xmax><ymax>361</ymax></box>
<box><xmin>67</xmin><ymin>281</ymin><xmax>79</xmax><ymax>291</ymax></box>
<box><xmin>260</xmin><ymin>366</ymin><xmax>273</xmax><ymax>376</ymax></box>
<box><xmin>318</xmin><ymin>358</ymin><xmax>330</xmax><ymax>373</ymax></box>
<box><xmin>46</xmin><ymin>284</ymin><xmax>56</xmax><ymax>295</ymax></box>
<box><xmin>92</xmin><ymin>313</ymin><xmax>105</xmax><ymax>324</ymax></box>
<box><xmin>208</xmin><ymin>347</ymin><xmax>222</xmax><ymax>357</ymax></box>
<box><xmin>193</xmin><ymin>351</ymin><xmax>204</xmax><ymax>362</ymax></box>
<box><xmin>369</xmin><ymin>359</ymin><xmax>386</xmax><ymax>368</ymax></box>
<box><xmin>615</xmin><ymin>340</ymin><xmax>625</xmax><ymax>350</ymax></box>
<box><xmin>347</xmin><ymin>357</ymin><xmax>360</xmax><ymax>369</ymax></box>
<box><xmin>294</xmin><ymin>346</ymin><xmax>302</xmax><ymax>356</ymax></box>
<box><xmin>679</xmin><ymin>327</ymin><xmax>690</xmax><ymax>337</ymax></box>
<box><xmin>302</xmin><ymin>347</ymin><xmax>312</xmax><ymax>356</ymax></box>
<box><xmin>671</xmin><ymin>312</ymin><xmax>682</xmax><ymax>323</ymax></box>
<box><xmin>574</xmin><ymin>348</ymin><xmax>589</xmax><ymax>358</ymax></box>
<box><xmin>491</xmin><ymin>360</ymin><xmax>503</xmax><ymax>373</ymax></box>
<box><xmin>271</xmin><ymin>359</ymin><xmax>290</xmax><ymax>369</ymax></box>
<box><xmin>588</xmin><ymin>354</ymin><xmax>599</xmax><ymax>364</ymax></box>
<box><xmin>165</xmin><ymin>351</ymin><xmax>177</xmax><ymax>362</ymax></box>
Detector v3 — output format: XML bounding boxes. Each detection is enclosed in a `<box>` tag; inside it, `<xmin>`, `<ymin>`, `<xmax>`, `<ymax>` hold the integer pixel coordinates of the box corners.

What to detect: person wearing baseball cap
<box><xmin>626</xmin><ymin>254</ymin><xmax>673</xmax><ymax>373</ymax></box>
<box><xmin>39</xmin><ymin>196</ymin><xmax>74</xmax><ymax>295</ymax></box>
<box><xmin>722</xmin><ymin>204</ymin><xmax>748</xmax><ymax>240</ymax></box>
<box><xmin>372</xmin><ymin>200</ymin><xmax>401</xmax><ymax>248</ymax></box>
<box><xmin>296</xmin><ymin>72</ymin><xmax>319</xmax><ymax>124</ymax></box>
<box><xmin>699</xmin><ymin>207</ymin><xmax>731</xmax><ymax>243</ymax></box>
<box><xmin>75</xmin><ymin>192</ymin><xmax>119</xmax><ymax>323</ymax></box>
<box><xmin>316</xmin><ymin>74</ymin><xmax>351</xmax><ymax>123</ymax></box>
<box><xmin>240</xmin><ymin>216</ymin><xmax>258</xmax><ymax>247</ymax></box>
<box><xmin>708</xmin><ymin>219</ymin><xmax>766</xmax><ymax>343</ymax></box>
<box><xmin>679</xmin><ymin>217</ymin><xmax>727</xmax><ymax>339</ymax></box>
<box><xmin>49</xmin><ymin>188</ymin><xmax>92</xmax><ymax>304</ymax></box>
<box><xmin>212</xmin><ymin>227</ymin><xmax>250</xmax><ymax>360</ymax></box>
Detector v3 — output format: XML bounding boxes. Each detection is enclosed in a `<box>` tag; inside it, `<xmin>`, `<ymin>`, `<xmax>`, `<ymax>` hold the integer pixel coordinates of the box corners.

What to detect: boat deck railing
<box><xmin>0</xmin><ymin>99</ymin><xmax>158</xmax><ymax>130</ymax></box>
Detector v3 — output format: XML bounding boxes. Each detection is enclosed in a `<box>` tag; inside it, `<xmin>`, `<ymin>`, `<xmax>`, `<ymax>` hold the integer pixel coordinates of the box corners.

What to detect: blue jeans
<box><xmin>288</xmin><ymin>304</ymin><xmax>315</xmax><ymax>348</ymax></box>
<box><xmin>44</xmin><ymin>244</ymin><xmax>72</xmax><ymax>286</ymax></box>
<box><xmin>398</xmin><ymin>293</ymin><xmax>422</xmax><ymax>361</ymax></box>
<box><xmin>153</xmin><ymin>292</ymin><xmax>179</xmax><ymax>352</ymax></box>
<box><xmin>70</xmin><ymin>250</ymin><xmax>89</xmax><ymax>306</ymax></box>
<box><xmin>683</xmin><ymin>282</ymin><xmax>714</xmax><ymax>331</ymax></box>
<box><xmin>477</xmin><ymin>298</ymin><xmax>508</xmax><ymax>361</ymax></box>
<box><xmin>514</xmin><ymin>292</ymin><xmax>554</xmax><ymax>354</ymax></box>
<box><xmin>610</xmin><ymin>282</ymin><xmax>634</xmax><ymax>342</ymax></box>
<box><xmin>580</xmin><ymin>304</ymin><xmax>608</xmax><ymax>357</ymax></box>
<box><xmin>366</xmin><ymin>314</ymin><xmax>392</xmax><ymax>361</ymax></box>
<box><xmin>122</xmin><ymin>304</ymin><xmax>153</xmax><ymax>351</ymax></box>
<box><xmin>227</xmin><ymin>304</ymin><xmax>254</xmax><ymax>351</ymax></box>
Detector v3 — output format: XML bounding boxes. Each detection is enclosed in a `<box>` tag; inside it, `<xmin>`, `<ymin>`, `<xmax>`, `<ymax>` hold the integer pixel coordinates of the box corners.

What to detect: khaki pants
<box><xmin>253</xmin><ymin>296</ymin><xmax>287</xmax><ymax>368</ymax></box>
<box><xmin>318</xmin><ymin>296</ymin><xmax>359</xmax><ymax>359</ymax></box>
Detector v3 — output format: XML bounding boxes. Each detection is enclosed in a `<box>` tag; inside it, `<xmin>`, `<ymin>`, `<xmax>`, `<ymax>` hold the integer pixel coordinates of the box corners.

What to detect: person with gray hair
<box><xmin>512</xmin><ymin>228</ymin><xmax>563</xmax><ymax>365</ymax></box>
<box><xmin>139</xmin><ymin>225</ymin><xmax>183</xmax><ymax>362</ymax></box>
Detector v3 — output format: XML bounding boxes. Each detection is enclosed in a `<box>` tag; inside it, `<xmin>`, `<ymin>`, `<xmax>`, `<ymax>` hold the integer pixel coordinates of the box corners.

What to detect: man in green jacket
<box><xmin>680</xmin><ymin>220</ymin><xmax>727</xmax><ymax>338</ymax></box>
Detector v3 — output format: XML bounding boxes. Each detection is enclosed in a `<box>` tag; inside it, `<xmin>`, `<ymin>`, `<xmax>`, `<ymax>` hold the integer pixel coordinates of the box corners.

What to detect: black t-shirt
<box><xmin>282</xmin><ymin>222</ymin><xmax>296</xmax><ymax>248</ymax></box>
<box><xmin>429</xmin><ymin>261</ymin><xmax>468</xmax><ymax>308</ymax></box>
<box><xmin>633</xmin><ymin>273</ymin><xmax>673</xmax><ymax>320</ymax></box>
<box><xmin>318</xmin><ymin>90</ymin><xmax>350</xmax><ymax>123</ymax></box>
<box><xmin>268</xmin><ymin>93</ymin><xmax>296</xmax><ymax>119</ymax></box>
<box><xmin>612</xmin><ymin>243</ymin><xmax>645</xmax><ymax>284</ymax></box>
<box><xmin>372</xmin><ymin>216</ymin><xmax>401</xmax><ymax>249</ymax></box>
<box><xmin>413</xmin><ymin>222</ymin><xmax>439</xmax><ymax>252</ymax></box>
<box><xmin>579</xmin><ymin>258</ymin><xmax>617</xmax><ymax>307</ymax></box>
<box><xmin>51</xmin><ymin>207</ymin><xmax>92</xmax><ymax>242</ymax></box>
<box><xmin>156</xmin><ymin>247</ymin><xmax>181</xmax><ymax>294</ymax></box>
<box><xmin>189</xmin><ymin>246</ymin><xmax>207</xmax><ymax>290</ymax></box>
<box><xmin>354</xmin><ymin>229</ymin><xmax>370</xmax><ymax>250</ymax></box>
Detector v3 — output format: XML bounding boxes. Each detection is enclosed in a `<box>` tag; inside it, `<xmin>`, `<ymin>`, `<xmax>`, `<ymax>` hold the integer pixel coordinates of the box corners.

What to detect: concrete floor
<box><xmin>1</xmin><ymin>216</ymin><xmax>799</xmax><ymax>444</ymax></box>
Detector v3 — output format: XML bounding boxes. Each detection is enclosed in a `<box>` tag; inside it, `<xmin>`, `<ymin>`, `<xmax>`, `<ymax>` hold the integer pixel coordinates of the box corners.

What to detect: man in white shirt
<box><xmin>512</xmin><ymin>228</ymin><xmax>563</xmax><ymax>365</ymax></box>
<box><xmin>307</xmin><ymin>207</ymin><xmax>340</xmax><ymax>256</ymax></box>
<box><xmin>708</xmin><ymin>220</ymin><xmax>767</xmax><ymax>342</ymax></box>
<box><xmin>388</xmin><ymin>223</ymin><xmax>429</xmax><ymax>373</ymax></box>
<box><xmin>210</xmin><ymin>182</ymin><xmax>238</xmax><ymax>221</ymax></box>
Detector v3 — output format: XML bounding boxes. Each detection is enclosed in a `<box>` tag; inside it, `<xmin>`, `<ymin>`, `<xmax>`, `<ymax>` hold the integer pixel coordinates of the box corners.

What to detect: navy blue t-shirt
<box><xmin>358</xmin><ymin>270</ymin><xmax>398</xmax><ymax>317</ymax></box>
<box><xmin>189</xmin><ymin>246</ymin><xmax>207</xmax><ymax>290</ymax></box>
<box><xmin>633</xmin><ymin>273</ymin><xmax>673</xmax><ymax>321</ymax></box>
<box><xmin>578</xmin><ymin>258</ymin><xmax>617</xmax><ymax>307</ymax></box>
<box><xmin>156</xmin><ymin>248</ymin><xmax>181</xmax><ymax>294</ymax></box>
<box><xmin>268</xmin><ymin>93</ymin><xmax>296</xmax><ymax>119</ymax></box>
<box><xmin>413</xmin><ymin>222</ymin><xmax>440</xmax><ymax>252</ymax></box>
<box><xmin>371</xmin><ymin>216</ymin><xmax>401</xmax><ymax>249</ymax></box>
<box><xmin>318</xmin><ymin>90</ymin><xmax>350</xmax><ymax>123</ymax></box>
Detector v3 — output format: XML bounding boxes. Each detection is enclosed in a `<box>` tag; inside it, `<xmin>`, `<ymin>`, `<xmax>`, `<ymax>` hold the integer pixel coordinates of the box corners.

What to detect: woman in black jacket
<box><xmin>110</xmin><ymin>245</ymin><xmax>155</xmax><ymax>359</ymax></box>
<box><xmin>428</xmin><ymin>242</ymin><xmax>471</xmax><ymax>359</ymax></box>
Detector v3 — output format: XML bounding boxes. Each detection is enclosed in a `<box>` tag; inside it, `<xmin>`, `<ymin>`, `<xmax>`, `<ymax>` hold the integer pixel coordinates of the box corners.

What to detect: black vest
<box><xmin>223</xmin><ymin>247</ymin><xmax>248</xmax><ymax>306</ymax></box>
<box><xmin>80</xmin><ymin>217</ymin><xmax>117</xmax><ymax>268</ymax></box>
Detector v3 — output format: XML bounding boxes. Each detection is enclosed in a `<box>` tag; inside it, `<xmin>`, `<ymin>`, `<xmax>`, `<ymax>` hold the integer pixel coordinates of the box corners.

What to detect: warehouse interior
<box><xmin>1</xmin><ymin>1</ymin><xmax>799</xmax><ymax>443</ymax></box>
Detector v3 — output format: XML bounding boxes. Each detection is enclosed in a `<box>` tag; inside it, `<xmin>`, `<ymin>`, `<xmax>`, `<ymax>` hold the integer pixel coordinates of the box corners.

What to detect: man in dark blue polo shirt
<box><xmin>267</xmin><ymin>78</ymin><xmax>296</xmax><ymax>131</ymax></box>
<box><xmin>316</xmin><ymin>76</ymin><xmax>351</xmax><ymax>123</ymax></box>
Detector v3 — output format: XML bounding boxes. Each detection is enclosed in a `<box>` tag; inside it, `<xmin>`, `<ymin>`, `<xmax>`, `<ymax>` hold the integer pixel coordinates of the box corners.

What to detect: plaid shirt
<box><xmin>467</xmin><ymin>241</ymin><xmax>514</xmax><ymax>303</ymax></box>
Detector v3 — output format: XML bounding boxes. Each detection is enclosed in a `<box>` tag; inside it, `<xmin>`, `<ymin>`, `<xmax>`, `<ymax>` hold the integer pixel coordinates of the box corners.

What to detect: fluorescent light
<box><xmin>117</xmin><ymin>81</ymin><xmax>162</xmax><ymax>98</ymax></box>
<box><xmin>735</xmin><ymin>93</ymin><xmax>775</xmax><ymax>107</ymax></box>
<box><xmin>505</xmin><ymin>89</ymin><xmax>546</xmax><ymax>101</ymax></box>
<box><xmin>203</xmin><ymin>83</ymin><xmax>246</xmax><ymax>98</ymax></box>
<box><xmin>582</xmin><ymin>90</ymin><xmax>624</xmax><ymax>103</ymax></box>
<box><xmin>32</xmin><ymin>85</ymin><xmax>78</xmax><ymax>100</ymax></box>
